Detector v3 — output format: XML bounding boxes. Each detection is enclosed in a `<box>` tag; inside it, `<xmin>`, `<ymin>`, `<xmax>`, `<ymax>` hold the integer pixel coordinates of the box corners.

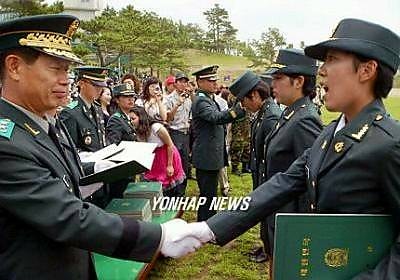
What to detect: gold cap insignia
<box><xmin>324</xmin><ymin>248</ymin><xmax>349</xmax><ymax>267</ymax></box>
<box><xmin>66</xmin><ymin>19</ymin><xmax>79</xmax><ymax>37</ymax></box>
<box><xmin>334</xmin><ymin>142</ymin><xmax>344</xmax><ymax>153</ymax></box>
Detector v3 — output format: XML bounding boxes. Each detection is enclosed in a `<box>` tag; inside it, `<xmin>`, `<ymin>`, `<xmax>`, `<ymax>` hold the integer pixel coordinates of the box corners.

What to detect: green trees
<box><xmin>248</xmin><ymin>27</ymin><xmax>286</xmax><ymax>68</ymax></box>
<box><xmin>203</xmin><ymin>4</ymin><xmax>237</xmax><ymax>54</ymax></box>
<box><xmin>0</xmin><ymin>0</ymin><xmax>63</xmax><ymax>15</ymax></box>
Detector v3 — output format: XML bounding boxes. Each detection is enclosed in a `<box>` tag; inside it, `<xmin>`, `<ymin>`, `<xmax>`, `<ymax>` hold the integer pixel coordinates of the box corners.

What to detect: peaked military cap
<box><xmin>0</xmin><ymin>14</ymin><xmax>82</xmax><ymax>64</ymax></box>
<box><xmin>259</xmin><ymin>72</ymin><xmax>273</xmax><ymax>86</ymax></box>
<box><xmin>175</xmin><ymin>72</ymin><xmax>189</xmax><ymax>81</ymax></box>
<box><xmin>305</xmin><ymin>18</ymin><xmax>400</xmax><ymax>72</ymax></box>
<box><xmin>229</xmin><ymin>71</ymin><xmax>261</xmax><ymax>100</ymax></box>
<box><xmin>75</xmin><ymin>66</ymin><xmax>109</xmax><ymax>87</ymax></box>
<box><xmin>112</xmin><ymin>83</ymin><xmax>137</xmax><ymax>97</ymax></box>
<box><xmin>266</xmin><ymin>48</ymin><xmax>317</xmax><ymax>76</ymax></box>
<box><xmin>192</xmin><ymin>65</ymin><xmax>219</xmax><ymax>80</ymax></box>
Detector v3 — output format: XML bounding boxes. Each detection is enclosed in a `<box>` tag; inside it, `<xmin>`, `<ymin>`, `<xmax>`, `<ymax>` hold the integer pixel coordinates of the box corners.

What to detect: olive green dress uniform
<box><xmin>207</xmin><ymin>18</ymin><xmax>400</xmax><ymax>279</ymax></box>
<box><xmin>61</xmin><ymin>96</ymin><xmax>107</xmax><ymax>152</ymax></box>
<box><xmin>262</xmin><ymin>49</ymin><xmax>323</xmax><ymax>255</ymax></box>
<box><xmin>106</xmin><ymin>109</ymin><xmax>136</xmax><ymax>144</ymax></box>
<box><xmin>250</xmin><ymin>98</ymin><xmax>281</xmax><ymax>189</ymax></box>
<box><xmin>191</xmin><ymin>65</ymin><xmax>245</xmax><ymax>221</ymax></box>
<box><xmin>0</xmin><ymin>15</ymin><xmax>161</xmax><ymax>280</ymax></box>
<box><xmin>106</xmin><ymin>84</ymin><xmax>138</xmax><ymax>145</ymax></box>
<box><xmin>264</xmin><ymin>96</ymin><xmax>322</xmax><ymax>253</ymax></box>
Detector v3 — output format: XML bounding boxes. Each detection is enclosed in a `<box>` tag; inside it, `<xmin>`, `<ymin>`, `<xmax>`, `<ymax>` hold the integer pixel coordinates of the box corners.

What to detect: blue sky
<box><xmin>47</xmin><ymin>0</ymin><xmax>400</xmax><ymax>48</ymax></box>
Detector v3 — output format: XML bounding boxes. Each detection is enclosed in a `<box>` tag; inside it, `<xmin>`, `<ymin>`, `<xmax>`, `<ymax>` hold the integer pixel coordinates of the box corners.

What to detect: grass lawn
<box><xmin>148</xmin><ymin>96</ymin><xmax>400</xmax><ymax>280</ymax></box>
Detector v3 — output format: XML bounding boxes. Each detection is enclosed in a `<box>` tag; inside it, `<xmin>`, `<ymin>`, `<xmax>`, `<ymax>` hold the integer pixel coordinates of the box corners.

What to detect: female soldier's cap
<box><xmin>112</xmin><ymin>83</ymin><xmax>137</xmax><ymax>97</ymax></box>
<box><xmin>229</xmin><ymin>70</ymin><xmax>260</xmax><ymax>101</ymax></box>
<box><xmin>266</xmin><ymin>48</ymin><xmax>318</xmax><ymax>76</ymax></box>
<box><xmin>75</xmin><ymin>66</ymin><xmax>110</xmax><ymax>87</ymax></box>
<box><xmin>305</xmin><ymin>18</ymin><xmax>400</xmax><ymax>72</ymax></box>
<box><xmin>0</xmin><ymin>14</ymin><xmax>82</xmax><ymax>64</ymax></box>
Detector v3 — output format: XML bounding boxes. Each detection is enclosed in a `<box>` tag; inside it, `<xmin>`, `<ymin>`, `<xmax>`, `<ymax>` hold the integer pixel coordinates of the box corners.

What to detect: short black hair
<box><xmin>352</xmin><ymin>54</ymin><xmax>394</xmax><ymax>98</ymax></box>
<box><xmin>0</xmin><ymin>47</ymin><xmax>40</xmax><ymax>81</ymax></box>
<box><xmin>244</xmin><ymin>80</ymin><xmax>271</xmax><ymax>100</ymax></box>
<box><xmin>287</xmin><ymin>74</ymin><xmax>317</xmax><ymax>99</ymax></box>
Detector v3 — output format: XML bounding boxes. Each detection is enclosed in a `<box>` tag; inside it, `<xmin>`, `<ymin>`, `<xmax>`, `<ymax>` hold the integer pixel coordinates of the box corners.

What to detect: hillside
<box><xmin>183</xmin><ymin>49</ymin><xmax>254</xmax><ymax>83</ymax></box>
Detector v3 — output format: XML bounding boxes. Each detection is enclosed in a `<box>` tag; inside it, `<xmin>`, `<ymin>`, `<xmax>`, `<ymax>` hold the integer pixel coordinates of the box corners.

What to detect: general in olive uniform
<box><xmin>0</xmin><ymin>15</ymin><xmax>164</xmax><ymax>279</ymax></box>
<box><xmin>191</xmin><ymin>65</ymin><xmax>245</xmax><ymax>221</ymax></box>
<box><xmin>262</xmin><ymin>48</ymin><xmax>323</xmax><ymax>256</ymax></box>
<box><xmin>204</xmin><ymin>18</ymin><xmax>400</xmax><ymax>279</ymax></box>
<box><xmin>106</xmin><ymin>83</ymin><xmax>137</xmax><ymax>145</ymax></box>
<box><xmin>60</xmin><ymin>66</ymin><xmax>108</xmax><ymax>152</ymax></box>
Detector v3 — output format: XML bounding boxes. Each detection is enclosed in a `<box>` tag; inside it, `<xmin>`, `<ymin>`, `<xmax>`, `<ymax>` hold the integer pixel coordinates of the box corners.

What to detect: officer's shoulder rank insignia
<box><xmin>351</xmin><ymin>124</ymin><xmax>369</xmax><ymax>141</ymax></box>
<box><xmin>0</xmin><ymin>119</ymin><xmax>15</xmax><ymax>139</ymax></box>
<box><xmin>114</xmin><ymin>112</ymin><xmax>122</xmax><ymax>118</ymax></box>
<box><xmin>284</xmin><ymin>110</ymin><xmax>294</xmax><ymax>120</ymax></box>
<box><xmin>375</xmin><ymin>114</ymin><xmax>383</xmax><ymax>121</ymax></box>
<box><xmin>66</xmin><ymin>100</ymin><xmax>78</xmax><ymax>109</ymax></box>
<box><xmin>198</xmin><ymin>92</ymin><xmax>206</xmax><ymax>98</ymax></box>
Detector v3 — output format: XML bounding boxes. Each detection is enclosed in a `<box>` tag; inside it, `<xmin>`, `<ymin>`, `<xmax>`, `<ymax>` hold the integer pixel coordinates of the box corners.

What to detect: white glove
<box><xmin>186</xmin><ymin>221</ymin><xmax>216</xmax><ymax>243</ymax></box>
<box><xmin>94</xmin><ymin>160</ymin><xmax>117</xmax><ymax>173</ymax></box>
<box><xmin>160</xmin><ymin>219</ymin><xmax>202</xmax><ymax>258</ymax></box>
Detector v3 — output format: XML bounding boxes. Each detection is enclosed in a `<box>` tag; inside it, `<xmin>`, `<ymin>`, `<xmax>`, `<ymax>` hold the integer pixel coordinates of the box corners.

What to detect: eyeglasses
<box><xmin>149</xmin><ymin>85</ymin><xmax>161</xmax><ymax>91</ymax></box>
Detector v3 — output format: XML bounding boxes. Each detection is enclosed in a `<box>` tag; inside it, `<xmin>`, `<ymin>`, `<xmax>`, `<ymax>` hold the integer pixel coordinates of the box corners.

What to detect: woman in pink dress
<box><xmin>130</xmin><ymin>106</ymin><xmax>185</xmax><ymax>196</ymax></box>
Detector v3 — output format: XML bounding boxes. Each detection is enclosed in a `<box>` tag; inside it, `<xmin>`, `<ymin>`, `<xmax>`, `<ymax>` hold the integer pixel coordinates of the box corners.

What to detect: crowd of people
<box><xmin>0</xmin><ymin>12</ymin><xmax>399</xmax><ymax>280</ymax></box>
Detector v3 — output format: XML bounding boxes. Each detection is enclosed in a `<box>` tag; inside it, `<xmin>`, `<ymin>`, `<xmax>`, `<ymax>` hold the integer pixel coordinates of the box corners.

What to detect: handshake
<box><xmin>160</xmin><ymin>219</ymin><xmax>215</xmax><ymax>258</ymax></box>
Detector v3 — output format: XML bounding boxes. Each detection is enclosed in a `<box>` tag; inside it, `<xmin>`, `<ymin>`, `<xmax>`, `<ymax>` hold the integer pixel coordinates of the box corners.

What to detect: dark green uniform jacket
<box><xmin>60</xmin><ymin>96</ymin><xmax>106</xmax><ymax>152</ymax></box>
<box><xmin>191</xmin><ymin>89</ymin><xmax>243</xmax><ymax>170</ymax></box>
<box><xmin>0</xmin><ymin>100</ymin><xmax>161</xmax><ymax>279</ymax></box>
<box><xmin>249</xmin><ymin>97</ymin><xmax>281</xmax><ymax>188</ymax></box>
<box><xmin>207</xmin><ymin>99</ymin><xmax>400</xmax><ymax>279</ymax></box>
<box><xmin>263</xmin><ymin>96</ymin><xmax>323</xmax><ymax>252</ymax></box>
<box><xmin>106</xmin><ymin>109</ymin><xmax>136</xmax><ymax>145</ymax></box>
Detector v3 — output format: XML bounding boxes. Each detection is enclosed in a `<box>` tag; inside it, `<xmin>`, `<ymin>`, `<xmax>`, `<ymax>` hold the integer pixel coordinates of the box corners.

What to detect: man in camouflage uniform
<box><xmin>229</xmin><ymin>94</ymin><xmax>251</xmax><ymax>176</ymax></box>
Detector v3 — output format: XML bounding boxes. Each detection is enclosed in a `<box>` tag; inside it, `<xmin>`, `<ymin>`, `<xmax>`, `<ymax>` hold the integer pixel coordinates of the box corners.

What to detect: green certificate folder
<box><xmin>124</xmin><ymin>182</ymin><xmax>163</xmax><ymax>216</ymax></box>
<box><xmin>273</xmin><ymin>214</ymin><xmax>396</xmax><ymax>280</ymax></box>
<box><xmin>94</xmin><ymin>211</ymin><xmax>178</xmax><ymax>280</ymax></box>
<box><xmin>105</xmin><ymin>198</ymin><xmax>152</xmax><ymax>222</ymax></box>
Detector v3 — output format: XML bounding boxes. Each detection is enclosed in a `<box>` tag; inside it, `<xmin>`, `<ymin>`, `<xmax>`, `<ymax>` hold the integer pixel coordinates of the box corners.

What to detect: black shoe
<box><xmin>248</xmin><ymin>246</ymin><xmax>263</xmax><ymax>256</ymax></box>
<box><xmin>249</xmin><ymin>250</ymin><xmax>268</xmax><ymax>263</ymax></box>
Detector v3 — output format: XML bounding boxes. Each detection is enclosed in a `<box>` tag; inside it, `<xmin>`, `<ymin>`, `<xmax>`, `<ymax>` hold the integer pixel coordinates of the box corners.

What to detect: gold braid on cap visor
<box><xmin>19</xmin><ymin>32</ymin><xmax>72</xmax><ymax>51</ymax></box>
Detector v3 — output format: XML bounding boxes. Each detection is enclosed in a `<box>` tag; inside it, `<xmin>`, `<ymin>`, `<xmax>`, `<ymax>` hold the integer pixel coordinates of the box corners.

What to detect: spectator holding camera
<box><xmin>137</xmin><ymin>76</ymin><xmax>167</xmax><ymax>122</ymax></box>
<box><xmin>163</xmin><ymin>72</ymin><xmax>193</xmax><ymax>196</ymax></box>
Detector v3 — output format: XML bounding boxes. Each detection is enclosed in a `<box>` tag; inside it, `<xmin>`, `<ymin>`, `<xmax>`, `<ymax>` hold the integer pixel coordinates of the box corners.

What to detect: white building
<box><xmin>62</xmin><ymin>0</ymin><xmax>105</xmax><ymax>21</ymax></box>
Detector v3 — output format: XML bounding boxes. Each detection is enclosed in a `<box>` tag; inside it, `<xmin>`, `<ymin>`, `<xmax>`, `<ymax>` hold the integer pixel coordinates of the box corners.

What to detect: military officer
<box><xmin>60</xmin><ymin>66</ymin><xmax>111</xmax><ymax>206</ymax></box>
<box><xmin>191</xmin><ymin>65</ymin><xmax>245</xmax><ymax>221</ymax></box>
<box><xmin>189</xmin><ymin>18</ymin><xmax>400</xmax><ymax>279</ymax></box>
<box><xmin>0</xmin><ymin>14</ymin><xmax>200</xmax><ymax>279</ymax></box>
<box><xmin>229</xmin><ymin>70</ymin><xmax>281</xmax><ymax>262</ymax></box>
<box><xmin>106</xmin><ymin>83</ymin><xmax>137</xmax><ymax>145</ymax></box>
<box><xmin>60</xmin><ymin>66</ymin><xmax>108</xmax><ymax>152</ymax></box>
<box><xmin>261</xmin><ymin>48</ymin><xmax>323</xmax><ymax>257</ymax></box>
